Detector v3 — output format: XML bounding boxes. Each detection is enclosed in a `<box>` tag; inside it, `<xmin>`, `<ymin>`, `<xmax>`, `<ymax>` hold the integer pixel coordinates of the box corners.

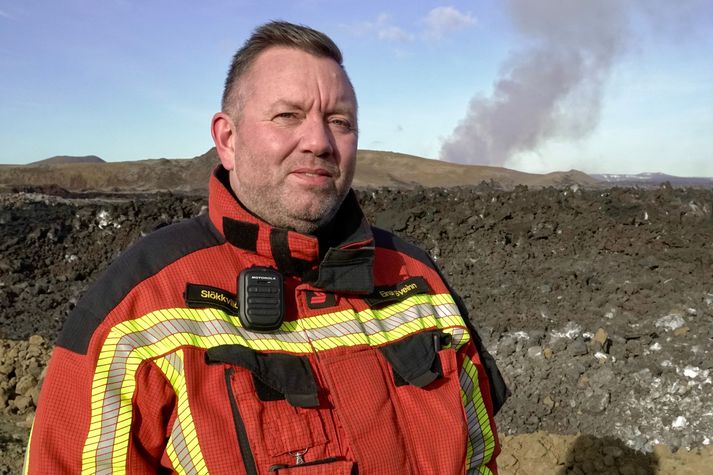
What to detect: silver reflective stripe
<box><xmin>460</xmin><ymin>357</ymin><xmax>496</xmax><ymax>475</ymax></box>
<box><xmin>461</xmin><ymin>364</ymin><xmax>486</xmax><ymax>467</ymax></box>
<box><xmin>170</xmin><ymin>421</ymin><xmax>199</xmax><ymax>475</ymax></box>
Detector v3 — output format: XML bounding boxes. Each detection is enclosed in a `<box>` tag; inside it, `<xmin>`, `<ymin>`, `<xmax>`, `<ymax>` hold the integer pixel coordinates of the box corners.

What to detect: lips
<box><xmin>292</xmin><ymin>167</ymin><xmax>333</xmax><ymax>178</ymax></box>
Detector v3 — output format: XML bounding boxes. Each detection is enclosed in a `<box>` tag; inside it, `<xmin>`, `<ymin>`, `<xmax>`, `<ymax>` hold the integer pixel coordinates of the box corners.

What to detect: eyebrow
<box><xmin>270</xmin><ymin>99</ymin><xmax>302</xmax><ymax>110</ymax></box>
<box><xmin>269</xmin><ymin>99</ymin><xmax>356</xmax><ymax>118</ymax></box>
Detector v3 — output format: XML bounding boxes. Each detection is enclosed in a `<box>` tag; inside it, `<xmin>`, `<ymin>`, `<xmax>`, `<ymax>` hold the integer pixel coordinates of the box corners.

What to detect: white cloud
<box><xmin>342</xmin><ymin>13</ymin><xmax>414</xmax><ymax>43</ymax></box>
<box><xmin>344</xmin><ymin>7</ymin><xmax>475</xmax><ymax>45</ymax></box>
<box><xmin>378</xmin><ymin>25</ymin><xmax>414</xmax><ymax>42</ymax></box>
<box><xmin>423</xmin><ymin>6</ymin><xmax>476</xmax><ymax>40</ymax></box>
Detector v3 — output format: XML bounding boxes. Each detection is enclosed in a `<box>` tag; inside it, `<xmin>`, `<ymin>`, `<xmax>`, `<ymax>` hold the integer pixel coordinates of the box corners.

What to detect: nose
<box><xmin>300</xmin><ymin>116</ymin><xmax>334</xmax><ymax>158</ymax></box>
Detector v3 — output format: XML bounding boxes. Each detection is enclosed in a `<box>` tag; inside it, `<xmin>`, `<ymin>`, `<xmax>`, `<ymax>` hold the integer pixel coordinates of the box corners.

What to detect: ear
<box><xmin>211</xmin><ymin>112</ymin><xmax>237</xmax><ymax>171</ymax></box>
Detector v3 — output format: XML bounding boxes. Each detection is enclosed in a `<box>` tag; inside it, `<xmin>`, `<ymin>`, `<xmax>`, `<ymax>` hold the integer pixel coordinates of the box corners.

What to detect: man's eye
<box><xmin>328</xmin><ymin>117</ymin><xmax>354</xmax><ymax>131</ymax></box>
<box><xmin>273</xmin><ymin>112</ymin><xmax>300</xmax><ymax>122</ymax></box>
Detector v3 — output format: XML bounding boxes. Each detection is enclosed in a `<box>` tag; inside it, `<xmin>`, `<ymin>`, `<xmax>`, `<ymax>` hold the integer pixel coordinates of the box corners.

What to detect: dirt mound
<box><xmin>2</xmin><ymin>184</ymin><xmax>713</xmax><ymax>472</ymax></box>
<box><xmin>498</xmin><ymin>433</ymin><xmax>713</xmax><ymax>474</ymax></box>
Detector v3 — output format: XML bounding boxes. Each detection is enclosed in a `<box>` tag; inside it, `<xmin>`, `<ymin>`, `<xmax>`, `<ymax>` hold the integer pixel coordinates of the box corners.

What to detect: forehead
<box><xmin>241</xmin><ymin>47</ymin><xmax>356</xmax><ymax>108</ymax></box>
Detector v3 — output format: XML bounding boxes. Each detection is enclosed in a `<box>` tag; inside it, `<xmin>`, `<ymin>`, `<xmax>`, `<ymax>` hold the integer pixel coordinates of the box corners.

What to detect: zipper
<box><xmin>224</xmin><ymin>367</ymin><xmax>259</xmax><ymax>475</ymax></box>
<box><xmin>268</xmin><ymin>456</ymin><xmax>340</xmax><ymax>472</ymax></box>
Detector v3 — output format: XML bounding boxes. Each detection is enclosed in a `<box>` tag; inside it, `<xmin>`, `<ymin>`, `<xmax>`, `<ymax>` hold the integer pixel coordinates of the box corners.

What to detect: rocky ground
<box><xmin>1</xmin><ymin>184</ymin><xmax>712</xmax><ymax>474</ymax></box>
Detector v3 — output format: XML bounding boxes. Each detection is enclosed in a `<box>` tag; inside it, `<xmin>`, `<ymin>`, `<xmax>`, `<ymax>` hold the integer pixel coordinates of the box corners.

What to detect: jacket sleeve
<box><xmin>24</xmin><ymin>347</ymin><xmax>90</xmax><ymax>474</ymax></box>
<box><xmin>431</xmin><ymin>261</ymin><xmax>508</xmax><ymax>474</ymax></box>
<box><xmin>457</xmin><ymin>338</ymin><xmax>502</xmax><ymax>474</ymax></box>
<box><xmin>24</xmin><ymin>344</ymin><xmax>176</xmax><ymax>473</ymax></box>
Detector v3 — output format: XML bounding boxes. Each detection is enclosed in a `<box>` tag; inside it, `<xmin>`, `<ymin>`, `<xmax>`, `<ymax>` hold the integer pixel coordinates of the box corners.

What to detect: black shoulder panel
<box><xmin>57</xmin><ymin>214</ymin><xmax>224</xmax><ymax>355</ymax></box>
<box><xmin>371</xmin><ymin>226</ymin><xmax>436</xmax><ymax>270</ymax></box>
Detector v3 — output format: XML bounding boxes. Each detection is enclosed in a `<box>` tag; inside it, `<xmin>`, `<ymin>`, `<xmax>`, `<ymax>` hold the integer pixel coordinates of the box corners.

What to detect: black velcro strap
<box><xmin>313</xmin><ymin>248</ymin><xmax>374</xmax><ymax>293</ymax></box>
<box><xmin>365</xmin><ymin>277</ymin><xmax>431</xmax><ymax>307</ymax></box>
<box><xmin>252</xmin><ymin>375</ymin><xmax>285</xmax><ymax>401</ymax></box>
<box><xmin>206</xmin><ymin>345</ymin><xmax>319</xmax><ymax>407</ymax></box>
<box><xmin>223</xmin><ymin>218</ymin><xmax>259</xmax><ymax>253</ymax></box>
<box><xmin>391</xmin><ymin>356</ymin><xmax>443</xmax><ymax>387</ymax></box>
<box><xmin>379</xmin><ymin>331</ymin><xmax>450</xmax><ymax>388</ymax></box>
<box><xmin>269</xmin><ymin>229</ymin><xmax>315</xmax><ymax>277</ymax></box>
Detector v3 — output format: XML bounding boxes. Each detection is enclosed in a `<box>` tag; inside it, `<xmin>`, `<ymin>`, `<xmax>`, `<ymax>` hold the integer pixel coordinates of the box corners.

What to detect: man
<box><xmin>26</xmin><ymin>21</ymin><xmax>507</xmax><ymax>474</ymax></box>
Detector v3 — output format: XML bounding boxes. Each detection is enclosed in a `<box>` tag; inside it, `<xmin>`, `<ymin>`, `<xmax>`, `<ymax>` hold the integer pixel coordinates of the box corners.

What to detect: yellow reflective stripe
<box><xmin>467</xmin><ymin>465</ymin><xmax>494</xmax><ymax>475</ymax></box>
<box><xmin>22</xmin><ymin>424</ymin><xmax>33</xmax><ymax>475</ymax></box>
<box><xmin>155</xmin><ymin>350</ymin><xmax>208</xmax><ymax>475</ymax></box>
<box><xmin>460</xmin><ymin>357</ymin><xmax>496</xmax><ymax>473</ymax></box>
<box><xmin>82</xmin><ymin>293</ymin><xmax>468</xmax><ymax>472</ymax></box>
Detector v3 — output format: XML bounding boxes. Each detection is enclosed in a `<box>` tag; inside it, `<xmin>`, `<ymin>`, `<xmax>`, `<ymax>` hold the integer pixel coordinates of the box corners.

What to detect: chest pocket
<box><xmin>206</xmin><ymin>345</ymin><xmax>341</xmax><ymax>474</ymax></box>
<box><xmin>319</xmin><ymin>330</ymin><xmax>468</xmax><ymax>475</ymax></box>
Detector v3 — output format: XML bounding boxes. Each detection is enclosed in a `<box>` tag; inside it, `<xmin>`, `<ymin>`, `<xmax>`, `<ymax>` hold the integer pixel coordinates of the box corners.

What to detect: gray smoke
<box><xmin>440</xmin><ymin>0</ymin><xmax>704</xmax><ymax>166</ymax></box>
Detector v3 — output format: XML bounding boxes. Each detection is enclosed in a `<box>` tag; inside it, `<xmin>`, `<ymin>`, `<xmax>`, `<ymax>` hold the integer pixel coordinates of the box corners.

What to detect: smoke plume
<box><xmin>440</xmin><ymin>0</ymin><xmax>704</xmax><ymax>166</ymax></box>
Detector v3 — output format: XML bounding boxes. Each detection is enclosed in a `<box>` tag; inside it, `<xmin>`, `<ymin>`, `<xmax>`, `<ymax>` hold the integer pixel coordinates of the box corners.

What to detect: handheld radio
<box><xmin>238</xmin><ymin>266</ymin><xmax>284</xmax><ymax>332</ymax></box>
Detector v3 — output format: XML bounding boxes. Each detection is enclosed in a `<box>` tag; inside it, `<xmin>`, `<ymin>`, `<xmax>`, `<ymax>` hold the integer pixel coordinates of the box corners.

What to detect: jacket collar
<box><xmin>208</xmin><ymin>165</ymin><xmax>374</xmax><ymax>293</ymax></box>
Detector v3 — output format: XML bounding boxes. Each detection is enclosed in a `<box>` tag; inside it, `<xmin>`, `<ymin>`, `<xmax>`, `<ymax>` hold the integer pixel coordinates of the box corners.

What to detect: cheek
<box><xmin>336</xmin><ymin>137</ymin><xmax>358</xmax><ymax>169</ymax></box>
<box><xmin>239</xmin><ymin>124</ymin><xmax>296</xmax><ymax>154</ymax></box>
<box><xmin>235</xmin><ymin>130</ymin><xmax>293</xmax><ymax>176</ymax></box>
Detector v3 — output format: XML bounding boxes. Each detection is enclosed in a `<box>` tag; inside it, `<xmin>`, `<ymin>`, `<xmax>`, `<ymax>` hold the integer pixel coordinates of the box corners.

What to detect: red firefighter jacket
<box><xmin>26</xmin><ymin>166</ymin><xmax>506</xmax><ymax>474</ymax></box>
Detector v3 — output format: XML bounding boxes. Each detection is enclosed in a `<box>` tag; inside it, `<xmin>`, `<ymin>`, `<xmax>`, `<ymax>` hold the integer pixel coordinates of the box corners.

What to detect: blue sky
<box><xmin>1</xmin><ymin>0</ymin><xmax>712</xmax><ymax>176</ymax></box>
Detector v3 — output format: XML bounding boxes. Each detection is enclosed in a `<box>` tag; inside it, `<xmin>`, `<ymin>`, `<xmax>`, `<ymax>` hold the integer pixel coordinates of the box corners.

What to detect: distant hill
<box><xmin>355</xmin><ymin>150</ymin><xmax>597</xmax><ymax>189</ymax></box>
<box><xmin>1</xmin><ymin>148</ymin><xmax>598</xmax><ymax>193</ymax></box>
<box><xmin>29</xmin><ymin>155</ymin><xmax>105</xmax><ymax>165</ymax></box>
<box><xmin>591</xmin><ymin>173</ymin><xmax>713</xmax><ymax>187</ymax></box>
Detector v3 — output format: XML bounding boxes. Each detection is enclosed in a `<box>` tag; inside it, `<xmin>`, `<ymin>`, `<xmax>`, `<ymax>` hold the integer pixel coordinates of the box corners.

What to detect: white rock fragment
<box><xmin>594</xmin><ymin>352</ymin><xmax>608</xmax><ymax>362</ymax></box>
<box><xmin>527</xmin><ymin>346</ymin><xmax>543</xmax><ymax>359</ymax></box>
<box><xmin>683</xmin><ymin>366</ymin><xmax>700</xmax><ymax>379</ymax></box>
<box><xmin>550</xmin><ymin>322</ymin><xmax>583</xmax><ymax>340</ymax></box>
<box><xmin>97</xmin><ymin>210</ymin><xmax>111</xmax><ymax>229</ymax></box>
<box><xmin>649</xmin><ymin>342</ymin><xmax>662</xmax><ymax>351</ymax></box>
<box><xmin>655</xmin><ymin>314</ymin><xmax>686</xmax><ymax>331</ymax></box>
<box><xmin>671</xmin><ymin>416</ymin><xmax>688</xmax><ymax>429</ymax></box>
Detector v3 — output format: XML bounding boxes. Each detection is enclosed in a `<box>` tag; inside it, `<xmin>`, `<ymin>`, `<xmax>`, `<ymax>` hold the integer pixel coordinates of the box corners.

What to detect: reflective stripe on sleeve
<box><xmin>460</xmin><ymin>357</ymin><xmax>496</xmax><ymax>475</ymax></box>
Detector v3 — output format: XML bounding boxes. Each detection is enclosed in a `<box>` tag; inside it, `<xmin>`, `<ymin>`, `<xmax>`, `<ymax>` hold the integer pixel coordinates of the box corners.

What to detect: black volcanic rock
<box><xmin>2</xmin><ymin>185</ymin><xmax>713</xmax><ymax>470</ymax></box>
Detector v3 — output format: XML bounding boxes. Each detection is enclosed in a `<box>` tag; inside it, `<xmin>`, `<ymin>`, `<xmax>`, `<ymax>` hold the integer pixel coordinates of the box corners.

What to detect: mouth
<box><xmin>293</xmin><ymin>168</ymin><xmax>333</xmax><ymax>177</ymax></box>
<box><xmin>290</xmin><ymin>168</ymin><xmax>337</xmax><ymax>187</ymax></box>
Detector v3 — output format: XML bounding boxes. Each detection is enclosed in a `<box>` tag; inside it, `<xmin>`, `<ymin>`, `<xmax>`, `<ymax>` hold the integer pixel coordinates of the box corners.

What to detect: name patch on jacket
<box><xmin>306</xmin><ymin>290</ymin><xmax>338</xmax><ymax>309</ymax></box>
<box><xmin>365</xmin><ymin>277</ymin><xmax>431</xmax><ymax>307</ymax></box>
<box><xmin>185</xmin><ymin>283</ymin><xmax>239</xmax><ymax>315</ymax></box>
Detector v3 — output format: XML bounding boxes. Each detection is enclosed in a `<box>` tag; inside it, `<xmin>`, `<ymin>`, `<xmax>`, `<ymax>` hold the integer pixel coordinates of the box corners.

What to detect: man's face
<box><xmin>223</xmin><ymin>47</ymin><xmax>358</xmax><ymax>233</ymax></box>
